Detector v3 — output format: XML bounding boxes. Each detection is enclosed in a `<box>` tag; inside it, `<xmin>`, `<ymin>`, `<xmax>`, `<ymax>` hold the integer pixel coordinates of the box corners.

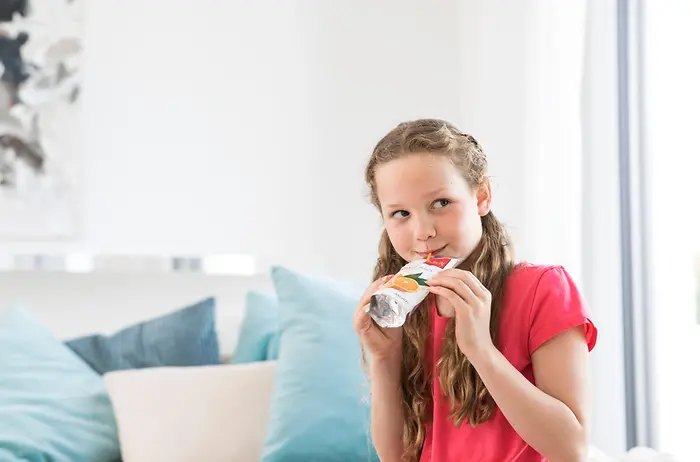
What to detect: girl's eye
<box><xmin>391</xmin><ymin>210</ymin><xmax>410</xmax><ymax>219</ymax></box>
<box><xmin>433</xmin><ymin>199</ymin><xmax>450</xmax><ymax>209</ymax></box>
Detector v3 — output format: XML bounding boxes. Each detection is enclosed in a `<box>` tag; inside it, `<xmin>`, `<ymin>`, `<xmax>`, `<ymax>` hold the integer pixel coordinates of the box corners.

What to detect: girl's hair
<box><xmin>364</xmin><ymin>119</ymin><xmax>515</xmax><ymax>461</ymax></box>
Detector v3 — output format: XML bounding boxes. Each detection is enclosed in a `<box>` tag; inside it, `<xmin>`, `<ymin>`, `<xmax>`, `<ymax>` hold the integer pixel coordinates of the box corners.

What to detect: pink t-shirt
<box><xmin>419</xmin><ymin>263</ymin><xmax>598</xmax><ymax>462</ymax></box>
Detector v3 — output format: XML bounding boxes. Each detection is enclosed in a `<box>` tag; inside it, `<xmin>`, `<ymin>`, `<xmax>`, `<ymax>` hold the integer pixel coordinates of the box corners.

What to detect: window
<box><xmin>630</xmin><ymin>1</ymin><xmax>700</xmax><ymax>459</ymax></box>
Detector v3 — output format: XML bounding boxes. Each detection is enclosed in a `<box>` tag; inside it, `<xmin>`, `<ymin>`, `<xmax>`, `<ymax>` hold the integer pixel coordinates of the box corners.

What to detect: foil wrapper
<box><xmin>368</xmin><ymin>256</ymin><xmax>464</xmax><ymax>328</ymax></box>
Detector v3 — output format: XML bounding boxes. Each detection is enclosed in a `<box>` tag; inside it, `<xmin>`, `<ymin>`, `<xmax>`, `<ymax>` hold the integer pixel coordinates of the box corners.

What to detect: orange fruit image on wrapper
<box><xmin>367</xmin><ymin>256</ymin><xmax>465</xmax><ymax>328</ymax></box>
<box><xmin>388</xmin><ymin>275</ymin><xmax>420</xmax><ymax>293</ymax></box>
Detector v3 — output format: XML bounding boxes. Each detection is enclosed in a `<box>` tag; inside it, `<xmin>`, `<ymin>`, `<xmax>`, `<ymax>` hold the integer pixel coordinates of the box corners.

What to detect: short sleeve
<box><xmin>528</xmin><ymin>266</ymin><xmax>598</xmax><ymax>355</ymax></box>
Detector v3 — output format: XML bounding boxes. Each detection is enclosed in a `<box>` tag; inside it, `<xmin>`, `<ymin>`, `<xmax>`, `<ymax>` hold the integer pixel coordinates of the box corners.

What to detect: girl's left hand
<box><xmin>427</xmin><ymin>269</ymin><xmax>496</xmax><ymax>360</ymax></box>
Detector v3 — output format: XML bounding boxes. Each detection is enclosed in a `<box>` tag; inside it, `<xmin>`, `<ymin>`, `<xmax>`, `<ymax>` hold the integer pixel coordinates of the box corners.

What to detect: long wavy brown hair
<box><xmin>364</xmin><ymin>119</ymin><xmax>515</xmax><ymax>461</ymax></box>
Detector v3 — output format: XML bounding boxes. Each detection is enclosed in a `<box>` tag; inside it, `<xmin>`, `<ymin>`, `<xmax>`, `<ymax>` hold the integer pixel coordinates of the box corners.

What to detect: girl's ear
<box><xmin>476</xmin><ymin>181</ymin><xmax>492</xmax><ymax>217</ymax></box>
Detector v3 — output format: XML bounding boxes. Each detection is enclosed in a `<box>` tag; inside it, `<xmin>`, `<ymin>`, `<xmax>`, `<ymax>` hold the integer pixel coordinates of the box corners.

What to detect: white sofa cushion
<box><xmin>104</xmin><ymin>361</ymin><xmax>276</xmax><ymax>462</ymax></box>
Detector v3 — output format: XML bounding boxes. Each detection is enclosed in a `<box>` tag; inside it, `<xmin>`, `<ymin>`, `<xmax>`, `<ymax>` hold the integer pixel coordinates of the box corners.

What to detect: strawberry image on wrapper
<box><xmin>368</xmin><ymin>256</ymin><xmax>465</xmax><ymax>328</ymax></box>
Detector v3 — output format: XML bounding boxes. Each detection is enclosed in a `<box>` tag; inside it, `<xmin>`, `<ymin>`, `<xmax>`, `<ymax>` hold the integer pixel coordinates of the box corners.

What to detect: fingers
<box><xmin>428</xmin><ymin>273</ymin><xmax>479</xmax><ymax>307</ymax></box>
<box><xmin>427</xmin><ymin>285</ymin><xmax>469</xmax><ymax>314</ymax></box>
<box><xmin>353</xmin><ymin>299</ymin><xmax>377</xmax><ymax>338</ymax></box>
<box><xmin>355</xmin><ymin>275</ymin><xmax>393</xmax><ymax>334</ymax></box>
<box><xmin>463</xmin><ymin>271</ymin><xmax>491</xmax><ymax>301</ymax></box>
<box><xmin>359</xmin><ymin>274</ymin><xmax>394</xmax><ymax>307</ymax></box>
<box><xmin>353</xmin><ymin>305</ymin><xmax>371</xmax><ymax>335</ymax></box>
<box><xmin>431</xmin><ymin>270</ymin><xmax>490</xmax><ymax>302</ymax></box>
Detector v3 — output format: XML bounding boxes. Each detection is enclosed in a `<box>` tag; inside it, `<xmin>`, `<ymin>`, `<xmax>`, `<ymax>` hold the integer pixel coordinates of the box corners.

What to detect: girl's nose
<box><xmin>415</xmin><ymin>217</ymin><xmax>437</xmax><ymax>242</ymax></box>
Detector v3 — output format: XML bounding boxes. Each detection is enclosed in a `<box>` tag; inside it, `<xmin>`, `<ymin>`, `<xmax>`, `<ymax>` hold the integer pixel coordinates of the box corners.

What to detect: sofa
<box><xmin>0</xmin><ymin>265</ymin><xmax>680</xmax><ymax>461</ymax></box>
<box><xmin>103</xmin><ymin>360</ymin><xmax>677</xmax><ymax>462</ymax></box>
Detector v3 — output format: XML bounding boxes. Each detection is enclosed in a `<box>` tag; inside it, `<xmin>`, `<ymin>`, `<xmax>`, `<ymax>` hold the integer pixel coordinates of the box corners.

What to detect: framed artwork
<box><xmin>0</xmin><ymin>0</ymin><xmax>83</xmax><ymax>239</ymax></box>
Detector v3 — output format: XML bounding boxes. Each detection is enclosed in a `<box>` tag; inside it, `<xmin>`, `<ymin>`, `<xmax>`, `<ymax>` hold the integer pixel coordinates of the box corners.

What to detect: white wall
<box><xmin>0</xmin><ymin>0</ymin><xmax>568</xmax><ymax>279</ymax></box>
<box><xmin>0</xmin><ymin>0</ymin><xmax>469</xmax><ymax>281</ymax></box>
<box><xmin>0</xmin><ymin>271</ymin><xmax>270</xmax><ymax>359</ymax></box>
<box><xmin>0</xmin><ymin>0</ymin><xmax>627</xmax><ymax>455</ymax></box>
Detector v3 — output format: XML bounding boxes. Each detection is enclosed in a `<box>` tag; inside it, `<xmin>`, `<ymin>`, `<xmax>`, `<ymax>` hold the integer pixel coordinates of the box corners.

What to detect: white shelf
<box><xmin>0</xmin><ymin>253</ymin><xmax>259</xmax><ymax>276</ymax></box>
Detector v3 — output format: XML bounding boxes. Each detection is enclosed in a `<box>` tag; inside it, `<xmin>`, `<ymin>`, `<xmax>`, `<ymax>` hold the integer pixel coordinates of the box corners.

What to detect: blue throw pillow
<box><xmin>266</xmin><ymin>329</ymin><xmax>280</xmax><ymax>360</ymax></box>
<box><xmin>66</xmin><ymin>297</ymin><xmax>220</xmax><ymax>375</ymax></box>
<box><xmin>230</xmin><ymin>291</ymin><xmax>279</xmax><ymax>364</ymax></box>
<box><xmin>0</xmin><ymin>308</ymin><xmax>120</xmax><ymax>461</ymax></box>
<box><xmin>261</xmin><ymin>266</ymin><xmax>378</xmax><ymax>462</ymax></box>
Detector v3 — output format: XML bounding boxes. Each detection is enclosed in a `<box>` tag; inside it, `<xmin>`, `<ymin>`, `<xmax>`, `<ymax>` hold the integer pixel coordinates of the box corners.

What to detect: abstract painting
<box><xmin>0</xmin><ymin>0</ymin><xmax>83</xmax><ymax>239</ymax></box>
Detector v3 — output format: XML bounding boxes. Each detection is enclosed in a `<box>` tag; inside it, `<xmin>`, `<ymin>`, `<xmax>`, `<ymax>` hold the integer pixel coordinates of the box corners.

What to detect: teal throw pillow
<box><xmin>66</xmin><ymin>297</ymin><xmax>220</xmax><ymax>374</ymax></box>
<box><xmin>260</xmin><ymin>266</ymin><xmax>378</xmax><ymax>462</ymax></box>
<box><xmin>230</xmin><ymin>291</ymin><xmax>280</xmax><ymax>363</ymax></box>
<box><xmin>0</xmin><ymin>308</ymin><xmax>120</xmax><ymax>461</ymax></box>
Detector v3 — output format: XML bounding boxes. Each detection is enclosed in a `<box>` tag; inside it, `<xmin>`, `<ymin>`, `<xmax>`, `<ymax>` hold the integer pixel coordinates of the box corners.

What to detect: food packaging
<box><xmin>368</xmin><ymin>256</ymin><xmax>464</xmax><ymax>328</ymax></box>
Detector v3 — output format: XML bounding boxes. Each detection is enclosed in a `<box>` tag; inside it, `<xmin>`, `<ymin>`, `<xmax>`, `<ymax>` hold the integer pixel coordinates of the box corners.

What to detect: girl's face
<box><xmin>375</xmin><ymin>153</ymin><xmax>491</xmax><ymax>263</ymax></box>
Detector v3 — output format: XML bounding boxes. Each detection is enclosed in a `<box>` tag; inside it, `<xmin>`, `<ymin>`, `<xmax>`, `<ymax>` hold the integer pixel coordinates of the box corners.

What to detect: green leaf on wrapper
<box><xmin>403</xmin><ymin>273</ymin><xmax>429</xmax><ymax>286</ymax></box>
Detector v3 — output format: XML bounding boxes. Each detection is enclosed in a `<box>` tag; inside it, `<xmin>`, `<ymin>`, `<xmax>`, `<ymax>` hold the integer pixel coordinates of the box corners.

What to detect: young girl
<box><xmin>354</xmin><ymin>119</ymin><xmax>598</xmax><ymax>462</ymax></box>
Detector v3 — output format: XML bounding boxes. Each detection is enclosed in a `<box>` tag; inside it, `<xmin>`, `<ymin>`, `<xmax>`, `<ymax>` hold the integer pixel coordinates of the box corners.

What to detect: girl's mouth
<box><xmin>416</xmin><ymin>246</ymin><xmax>446</xmax><ymax>258</ymax></box>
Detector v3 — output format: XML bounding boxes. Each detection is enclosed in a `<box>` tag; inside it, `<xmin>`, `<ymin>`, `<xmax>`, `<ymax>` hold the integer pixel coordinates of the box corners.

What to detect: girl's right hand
<box><xmin>353</xmin><ymin>275</ymin><xmax>403</xmax><ymax>363</ymax></box>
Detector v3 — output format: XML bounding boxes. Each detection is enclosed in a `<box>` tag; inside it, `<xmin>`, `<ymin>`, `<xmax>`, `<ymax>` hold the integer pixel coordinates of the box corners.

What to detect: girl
<box><xmin>353</xmin><ymin>119</ymin><xmax>598</xmax><ymax>462</ymax></box>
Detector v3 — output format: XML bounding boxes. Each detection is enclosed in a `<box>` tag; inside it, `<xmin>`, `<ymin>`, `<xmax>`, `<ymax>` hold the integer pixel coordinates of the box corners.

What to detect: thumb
<box><xmin>360</xmin><ymin>274</ymin><xmax>394</xmax><ymax>307</ymax></box>
<box><xmin>354</xmin><ymin>304</ymin><xmax>375</xmax><ymax>336</ymax></box>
